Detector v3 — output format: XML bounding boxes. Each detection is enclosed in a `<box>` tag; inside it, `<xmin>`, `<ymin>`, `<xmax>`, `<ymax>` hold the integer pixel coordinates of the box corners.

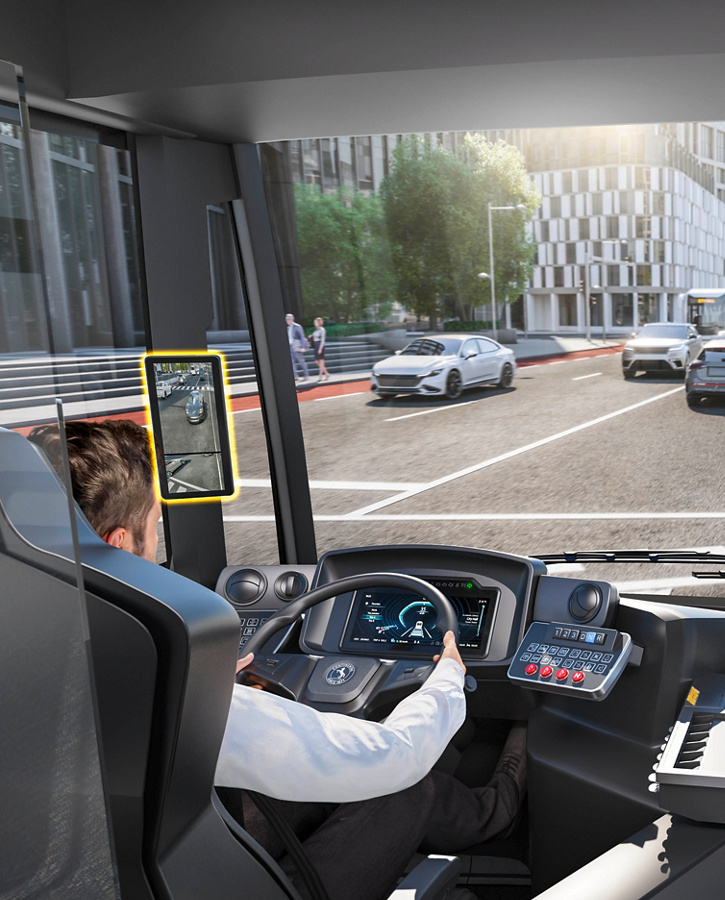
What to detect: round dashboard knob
<box><xmin>274</xmin><ymin>571</ymin><xmax>308</xmax><ymax>601</ymax></box>
<box><xmin>568</xmin><ymin>584</ymin><xmax>602</xmax><ymax>621</ymax></box>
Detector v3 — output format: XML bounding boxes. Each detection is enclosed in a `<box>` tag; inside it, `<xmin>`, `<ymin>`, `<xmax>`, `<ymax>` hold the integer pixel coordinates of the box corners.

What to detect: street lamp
<box><xmin>487</xmin><ymin>203</ymin><xmax>527</xmax><ymax>341</ymax></box>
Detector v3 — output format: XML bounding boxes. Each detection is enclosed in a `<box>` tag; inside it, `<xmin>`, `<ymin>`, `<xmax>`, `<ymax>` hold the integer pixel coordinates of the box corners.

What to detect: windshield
<box><xmin>253</xmin><ymin>123</ymin><xmax>725</xmax><ymax>598</ymax></box>
<box><xmin>635</xmin><ymin>325</ymin><xmax>689</xmax><ymax>339</ymax></box>
<box><xmin>400</xmin><ymin>339</ymin><xmax>462</xmax><ymax>356</ymax></box>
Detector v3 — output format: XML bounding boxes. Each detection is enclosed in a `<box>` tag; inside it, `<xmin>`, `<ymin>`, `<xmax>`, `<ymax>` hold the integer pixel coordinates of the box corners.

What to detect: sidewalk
<box><xmin>511</xmin><ymin>334</ymin><xmax>623</xmax><ymax>362</ymax></box>
<box><xmin>5</xmin><ymin>335</ymin><xmax>624</xmax><ymax>428</ymax></box>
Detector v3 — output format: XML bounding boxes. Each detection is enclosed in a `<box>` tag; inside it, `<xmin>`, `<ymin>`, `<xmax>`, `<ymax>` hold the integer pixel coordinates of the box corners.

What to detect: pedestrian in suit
<box><xmin>285</xmin><ymin>313</ymin><xmax>309</xmax><ymax>381</ymax></box>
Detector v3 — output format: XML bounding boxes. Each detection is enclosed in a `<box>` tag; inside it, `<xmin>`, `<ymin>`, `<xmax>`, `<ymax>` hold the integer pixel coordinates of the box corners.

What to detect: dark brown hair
<box><xmin>29</xmin><ymin>420</ymin><xmax>156</xmax><ymax>555</ymax></box>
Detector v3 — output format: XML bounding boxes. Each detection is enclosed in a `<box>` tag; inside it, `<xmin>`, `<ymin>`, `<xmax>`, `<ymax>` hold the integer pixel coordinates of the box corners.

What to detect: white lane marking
<box><xmin>223</xmin><ymin>511</ymin><xmax>725</xmax><ymax>522</ymax></box>
<box><xmin>232</xmin><ymin>406</ymin><xmax>262</xmax><ymax>414</ymax></box>
<box><xmin>314</xmin><ymin>392</ymin><xmax>367</xmax><ymax>402</ymax></box>
<box><xmin>348</xmin><ymin>385</ymin><xmax>685</xmax><ymax>517</ymax></box>
<box><xmin>386</xmin><ymin>397</ymin><xmax>486</xmax><ymax>422</ymax></box>
<box><xmin>169</xmin><ymin>475</ymin><xmax>206</xmax><ymax>491</ymax></box>
<box><xmin>233</xmin><ymin>477</ymin><xmax>427</xmax><ymax>491</ymax></box>
<box><xmin>572</xmin><ymin>372</ymin><xmax>602</xmax><ymax>381</ymax></box>
<box><xmin>549</xmin><ymin>360</ymin><xmax>567</xmax><ymax>365</ymax></box>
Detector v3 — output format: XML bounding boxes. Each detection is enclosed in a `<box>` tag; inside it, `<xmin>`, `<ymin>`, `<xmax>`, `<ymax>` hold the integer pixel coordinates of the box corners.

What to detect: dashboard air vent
<box><xmin>225</xmin><ymin>568</ymin><xmax>267</xmax><ymax>607</ymax></box>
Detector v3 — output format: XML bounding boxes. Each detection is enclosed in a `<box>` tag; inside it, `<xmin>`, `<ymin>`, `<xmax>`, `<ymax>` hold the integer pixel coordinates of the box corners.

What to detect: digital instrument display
<box><xmin>341</xmin><ymin>580</ymin><xmax>498</xmax><ymax>655</ymax></box>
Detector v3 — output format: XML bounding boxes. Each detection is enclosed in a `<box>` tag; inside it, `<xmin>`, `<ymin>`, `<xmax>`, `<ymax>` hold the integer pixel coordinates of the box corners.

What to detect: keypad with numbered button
<box><xmin>237</xmin><ymin>610</ymin><xmax>275</xmax><ymax>652</ymax></box>
<box><xmin>508</xmin><ymin>621</ymin><xmax>633</xmax><ymax>701</ymax></box>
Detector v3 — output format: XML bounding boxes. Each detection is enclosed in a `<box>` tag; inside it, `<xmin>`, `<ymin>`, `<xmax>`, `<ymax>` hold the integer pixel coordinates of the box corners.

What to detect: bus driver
<box><xmin>29</xmin><ymin>419</ymin><xmax>527</xmax><ymax>900</ymax></box>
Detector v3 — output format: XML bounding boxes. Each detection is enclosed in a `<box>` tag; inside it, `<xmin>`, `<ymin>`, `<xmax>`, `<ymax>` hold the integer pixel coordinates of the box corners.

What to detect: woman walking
<box><xmin>310</xmin><ymin>317</ymin><xmax>330</xmax><ymax>381</ymax></box>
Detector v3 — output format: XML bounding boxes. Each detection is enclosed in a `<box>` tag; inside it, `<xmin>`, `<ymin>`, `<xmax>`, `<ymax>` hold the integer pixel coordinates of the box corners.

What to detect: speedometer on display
<box><xmin>343</xmin><ymin>582</ymin><xmax>498</xmax><ymax>654</ymax></box>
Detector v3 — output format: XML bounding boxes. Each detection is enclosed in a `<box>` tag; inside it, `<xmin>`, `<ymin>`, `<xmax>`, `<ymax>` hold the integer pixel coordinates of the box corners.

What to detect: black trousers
<box><xmin>241</xmin><ymin>769</ymin><xmax>519</xmax><ymax>900</ymax></box>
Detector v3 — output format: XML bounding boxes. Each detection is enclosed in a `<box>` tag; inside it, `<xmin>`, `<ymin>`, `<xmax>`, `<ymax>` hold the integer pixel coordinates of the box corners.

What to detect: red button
<box><xmin>540</xmin><ymin>665</ymin><xmax>553</xmax><ymax>678</ymax></box>
<box><xmin>572</xmin><ymin>671</ymin><xmax>585</xmax><ymax>684</ymax></box>
<box><xmin>524</xmin><ymin>663</ymin><xmax>538</xmax><ymax>676</ymax></box>
<box><xmin>556</xmin><ymin>668</ymin><xmax>569</xmax><ymax>681</ymax></box>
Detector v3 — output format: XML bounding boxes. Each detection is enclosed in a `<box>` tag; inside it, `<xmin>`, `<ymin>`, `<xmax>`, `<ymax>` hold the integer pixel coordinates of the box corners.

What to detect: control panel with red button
<box><xmin>507</xmin><ymin>621</ymin><xmax>632</xmax><ymax>700</ymax></box>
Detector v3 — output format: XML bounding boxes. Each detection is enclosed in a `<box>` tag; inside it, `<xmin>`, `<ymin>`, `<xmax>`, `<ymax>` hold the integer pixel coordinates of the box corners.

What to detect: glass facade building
<box><xmin>280</xmin><ymin>123</ymin><xmax>725</xmax><ymax>334</ymax></box>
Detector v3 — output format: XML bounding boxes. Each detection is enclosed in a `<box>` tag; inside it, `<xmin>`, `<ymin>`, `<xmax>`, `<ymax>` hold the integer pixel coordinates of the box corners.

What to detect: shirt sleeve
<box><xmin>214</xmin><ymin>657</ymin><xmax>466</xmax><ymax>803</ymax></box>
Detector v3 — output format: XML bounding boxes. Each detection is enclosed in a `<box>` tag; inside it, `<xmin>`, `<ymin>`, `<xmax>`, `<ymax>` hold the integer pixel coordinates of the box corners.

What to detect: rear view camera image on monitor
<box><xmin>143</xmin><ymin>353</ymin><xmax>237</xmax><ymax>500</ymax></box>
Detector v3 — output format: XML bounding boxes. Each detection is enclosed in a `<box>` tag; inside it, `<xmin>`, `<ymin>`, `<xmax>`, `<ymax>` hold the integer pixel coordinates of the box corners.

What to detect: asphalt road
<box><xmin>158</xmin><ymin>378</ymin><xmax>224</xmax><ymax>493</ymax></box>
<box><xmin>219</xmin><ymin>350</ymin><xmax>725</xmax><ymax>596</ymax></box>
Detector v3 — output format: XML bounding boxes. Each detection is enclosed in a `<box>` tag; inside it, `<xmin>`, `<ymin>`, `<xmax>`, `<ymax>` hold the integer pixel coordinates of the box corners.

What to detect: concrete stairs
<box><xmin>0</xmin><ymin>338</ymin><xmax>391</xmax><ymax>423</ymax></box>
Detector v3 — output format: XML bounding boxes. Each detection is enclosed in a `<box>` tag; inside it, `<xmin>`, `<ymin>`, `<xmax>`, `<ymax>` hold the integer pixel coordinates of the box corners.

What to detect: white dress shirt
<box><xmin>215</xmin><ymin>657</ymin><xmax>466</xmax><ymax>803</ymax></box>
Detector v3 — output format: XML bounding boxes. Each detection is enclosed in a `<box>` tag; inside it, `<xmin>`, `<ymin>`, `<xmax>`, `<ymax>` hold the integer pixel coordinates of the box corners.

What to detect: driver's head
<box><xmin>28</xmin><ymin>420</ymin><xmax>161</xmax><ymax>562</ymax></box>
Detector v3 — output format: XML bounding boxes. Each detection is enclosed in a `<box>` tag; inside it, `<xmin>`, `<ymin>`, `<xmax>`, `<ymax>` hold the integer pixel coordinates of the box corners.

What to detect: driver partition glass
<box><xmin>0</xmin><ymin>58</ymin><xmax>121</xmax><ymax>900</ymax></box>
<box><xmin>259</xmin><ymin>127</ymin><xmax>725</xmax><ymax>597</ymax></box>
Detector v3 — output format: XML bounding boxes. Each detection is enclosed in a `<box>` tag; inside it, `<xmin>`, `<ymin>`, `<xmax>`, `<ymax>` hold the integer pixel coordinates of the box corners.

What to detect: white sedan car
<box><xmin>370</xmin><ymin>333</ymin><xmax>516</xmax><ymax>400</ymax></box>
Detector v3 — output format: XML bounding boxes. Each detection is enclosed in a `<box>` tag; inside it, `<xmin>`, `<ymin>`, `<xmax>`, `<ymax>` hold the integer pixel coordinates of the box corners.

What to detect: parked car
<box><xmin>685</xmin><ymin>339</ymin><xmax>725</xmax><ymax>407</ymax></box>
<box><xmin>370</xmin><ymin>334</ymin><xmax>516</xmax><ymax>400</ymax></box>
<box><xmin>621</xmin><ymin>322</ymin><xmax>703</xmax><ymax>378</ymax></box>
<box><xmin>185</xmin><ymin>390</ymin><xmax>207</xmax><ymax>423</ymax></box>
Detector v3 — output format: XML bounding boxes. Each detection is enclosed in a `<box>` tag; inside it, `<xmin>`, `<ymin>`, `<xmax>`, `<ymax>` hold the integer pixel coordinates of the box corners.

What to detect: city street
<box><xmin>221</xmin><ymin>349</ymin><xmax>725</xmax><ymax>596</ymax></box>
<box><xmin>158</xmin><ymin>374</ymin><xmax>224</xmax><ymax>493</ymax></box>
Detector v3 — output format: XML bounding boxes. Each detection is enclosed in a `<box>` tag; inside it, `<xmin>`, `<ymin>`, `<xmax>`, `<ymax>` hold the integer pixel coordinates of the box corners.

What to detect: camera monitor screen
<box><xmin>143</xmin><ymin>354</ymin><xmax>237</xmax><ymax>500</ymax></box>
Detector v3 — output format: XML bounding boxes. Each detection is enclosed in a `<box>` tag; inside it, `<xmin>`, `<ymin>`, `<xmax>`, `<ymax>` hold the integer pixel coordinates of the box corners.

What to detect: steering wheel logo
<box><xmin>326</xmin><ymin>661</ymin><xmax>357</xmax><ymax>685</ymax></box>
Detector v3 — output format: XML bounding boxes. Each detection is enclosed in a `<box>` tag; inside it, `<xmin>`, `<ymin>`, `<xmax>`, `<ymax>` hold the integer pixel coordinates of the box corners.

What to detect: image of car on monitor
<box><xmin>185</xmin><ymin>390</ymin><xmax>207</xmax><ymax>424</ymax></box>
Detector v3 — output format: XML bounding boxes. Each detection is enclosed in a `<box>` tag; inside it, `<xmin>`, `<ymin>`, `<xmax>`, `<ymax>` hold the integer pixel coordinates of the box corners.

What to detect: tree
<box><xmin>293</xmin><ymin>184</ymin><xmax>394</xmax><ymax>324</ymax></box>
<box><xmin>381</xmin><ymin>134</ymin><xmax>541</xmax><ymax>323</ymax></box>
<box><xmin>462</xmin><ymin>134</ymin><xmax>541</xmax><ymax>315</ymax></box>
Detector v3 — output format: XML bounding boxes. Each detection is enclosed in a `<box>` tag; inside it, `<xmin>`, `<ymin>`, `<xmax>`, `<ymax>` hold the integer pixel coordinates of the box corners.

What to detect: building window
<box><xmin>320</xmin><ymin>138</ymin><xmax>337</xmax><ymax>184</ymax></box>
<box><xmin>301</xmin><ymin>139</ymin><xmax>322</xmax><ymax>186</ymax></box>
<box><xmin>614</xmin><ymin>297</ymin><xmax>634</xmax><ymax>327</ymax></box>
<box><xmin>607</xmin><ymin>265</ymin><xmax>620</xmax><ymax>287</ymax></box>
<box><xmin>652</xmin><ymin>240</ymin><xmax>666</xmax><ymax>263</ymax></box>
<box><xmin>636</xmin><ymin>216</ymin><xmax>652</xmax><ymax>238</ymax></box>
<box><xmin>355</xmin><ymin>136</ymin><xmax>373</xmax><ymax>191</ymax></box>
<box><xmin>590</xmin><ymin>294</ymin><xmax>603</xmax><ymax>326</ymax></box>
<box><xmin>638</xmin><ymin>294</ymin><xmax>659</xmax><ymax>325</ymax></box>
<box><xmin>635</xmin><ymin>167</ymin><xmax>651</xmax><ymax>189</ymax></box>
<box><xmin>558</xmin><ymin>293</ymin><xmax>577</xmax><ymax>326</ymax></box>
<box><xmin>605</xmin><ymin>167</ymin><xmax>618</xmax><ymax>189</ymax></box>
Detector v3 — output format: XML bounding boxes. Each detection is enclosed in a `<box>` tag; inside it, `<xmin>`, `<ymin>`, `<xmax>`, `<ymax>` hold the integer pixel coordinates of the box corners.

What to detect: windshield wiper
<box><xmin>535</xmin><ymin>549</ymin><xmax>725</xmax><ymax>566</ymax></box>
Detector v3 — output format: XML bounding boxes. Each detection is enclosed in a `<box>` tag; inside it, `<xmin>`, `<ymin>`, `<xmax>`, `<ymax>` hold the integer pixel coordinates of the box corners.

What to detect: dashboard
<box><xmin>216</xmin><ymin>544</ymin><xmax>548</xmax><ymax>667</ymax></box>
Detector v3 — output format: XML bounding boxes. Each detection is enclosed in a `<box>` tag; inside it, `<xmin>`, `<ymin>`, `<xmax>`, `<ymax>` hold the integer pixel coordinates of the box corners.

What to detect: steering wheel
<box><xmin>237</xmin><ymin>573</ymin><xmax>459</xmax><ymax>712</ymax></box>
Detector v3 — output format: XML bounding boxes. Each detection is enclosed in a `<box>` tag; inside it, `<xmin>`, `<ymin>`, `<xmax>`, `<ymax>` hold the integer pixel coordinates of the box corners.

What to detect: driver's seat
<box><xmin>0</xmin><ymin>426</ymin><xmax>468</xmax><ymax>900</ymax></box>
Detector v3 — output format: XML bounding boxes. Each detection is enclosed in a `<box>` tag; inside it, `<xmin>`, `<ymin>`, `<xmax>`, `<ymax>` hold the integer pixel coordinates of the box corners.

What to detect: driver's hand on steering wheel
<box><xmin>433</xmin><ymin>630</ymin><xmax>466</xmax><ymax>674</ymax></box>
<box><xmin>236</xmin><ymin>652</ymin><xmax>264</xmax><ymax>689</ymax></box>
